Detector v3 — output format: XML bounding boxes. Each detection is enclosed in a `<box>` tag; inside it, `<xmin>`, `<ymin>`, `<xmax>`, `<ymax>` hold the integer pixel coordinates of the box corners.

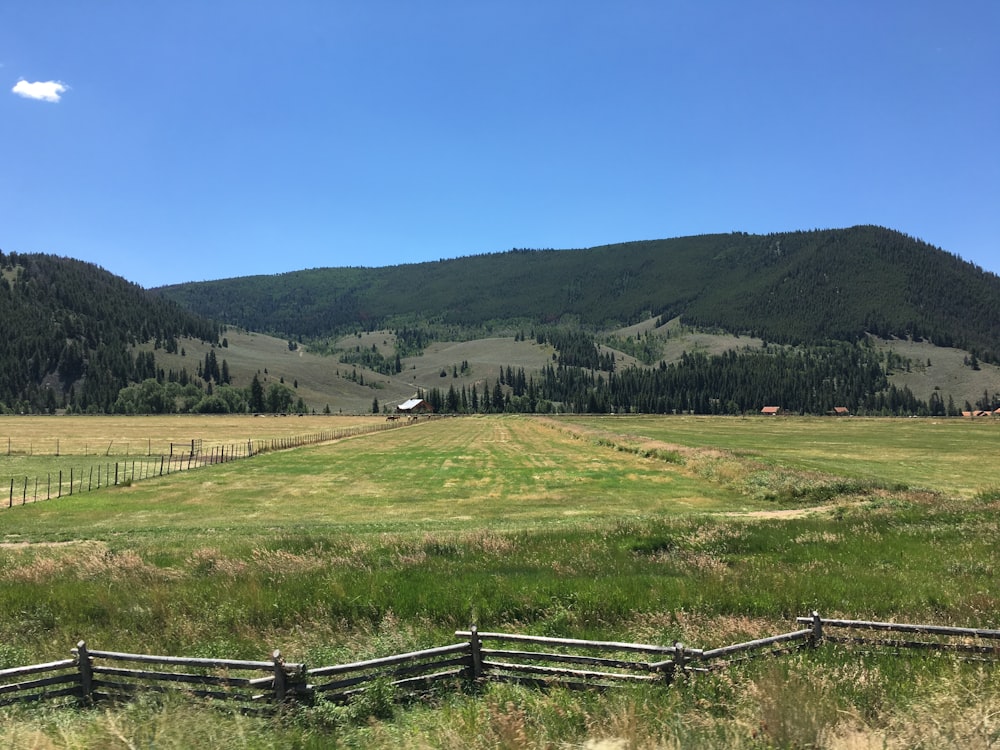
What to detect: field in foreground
<box><xmin>0</xmin><ymin>415</ymin><xmax>997</xmax><ymax>748</ymax></box>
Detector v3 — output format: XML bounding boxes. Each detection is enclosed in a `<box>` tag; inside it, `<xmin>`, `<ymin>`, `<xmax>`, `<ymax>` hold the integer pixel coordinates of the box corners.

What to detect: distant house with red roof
<box><xmin>760</xmin><ymin>406</ymin><xmax>782</xmax><ymax>416</ymax></box>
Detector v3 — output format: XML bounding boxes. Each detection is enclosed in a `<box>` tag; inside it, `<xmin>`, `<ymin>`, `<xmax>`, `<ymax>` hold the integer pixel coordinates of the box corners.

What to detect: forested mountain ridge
<box><xmin>5</xmin><ymin>226</ymin><xmax>1000</xmax><ymax>417</ymax></box>
<box><xmin>0</xmin><ymin>251</ymin><xmax>219</xmax><ymax>412</ymax></box>
<box><xmin>156</xmin><ymin>226</ymin><xmax>1000</xmax><ymax>361</ymax></box>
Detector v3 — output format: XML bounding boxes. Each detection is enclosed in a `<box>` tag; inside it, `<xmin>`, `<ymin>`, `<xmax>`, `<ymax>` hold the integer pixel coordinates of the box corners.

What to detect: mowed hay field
<box><xmin>0</xmin><ymin>415</ymin><xmax>997</xmax><ymax>749</ymax></box>
<box><xmin>0</xmin><ymin>414</ymin><xmax>381</xmax><ymax>457</ymax></box>
<box><xmin>559</xmin><ymin>414</ymin><xmax>1000</xmax><ymax>498</ymax></box>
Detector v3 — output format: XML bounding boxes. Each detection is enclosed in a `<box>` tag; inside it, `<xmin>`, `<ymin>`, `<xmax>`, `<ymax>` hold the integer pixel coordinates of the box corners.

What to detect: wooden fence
<box><xmin>3</xmin><ymin>420</ymin><xmax>417</xmax><ymax>509</ymax></box>
<box><xmin>1</xmin><ymin>614</ymin><xmax>996</xmax><ymax>710</ymax></box>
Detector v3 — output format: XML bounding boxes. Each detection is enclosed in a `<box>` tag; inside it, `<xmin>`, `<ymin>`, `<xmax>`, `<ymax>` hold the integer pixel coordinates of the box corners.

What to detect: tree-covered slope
<box><xmin>155</xmin><ymin>235</ymin><xmax>719</xmax><ymax>333</ymax></box>
<box><xmin>0</xmin><ymin>251</ymin><xmax>219</xmax><ymax>412</ymax></box>
<box><xmin>156</xmin><ymin>226</ymin><xmax>1000</xmax><ymax>359</ymax></box>
<box><xmin>7</xmin><ymin>225</ymin><xmax>1000</xmax><ymax>417</ymax></box>
<box><xmin>682</xmin><ymin>226</ymin><xmax>1000</xmax><ymax>356</ymax></box>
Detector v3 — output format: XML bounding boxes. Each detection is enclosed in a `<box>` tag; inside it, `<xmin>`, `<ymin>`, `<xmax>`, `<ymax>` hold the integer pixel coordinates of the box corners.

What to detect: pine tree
<box><xmin>249</xmin><ymin>374</ymin><xmax>265</xmax><ymax>412</ymax></box>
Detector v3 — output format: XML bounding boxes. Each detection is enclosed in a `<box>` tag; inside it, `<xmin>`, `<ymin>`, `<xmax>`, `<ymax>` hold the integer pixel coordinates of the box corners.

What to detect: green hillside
<box><xmin>156</xmin><ymin>226</ymin><xmax>1000</xmax><ymax>360</ymax></box>
<box><xmin>5</xmin><ymin>226</ymin><xmax>1000</xmax><ymax>416</ymax></box>
<box><xmin>0</xmin><ymin>251</ymin><xmax>218</xmax><ymax>413</ymax></box>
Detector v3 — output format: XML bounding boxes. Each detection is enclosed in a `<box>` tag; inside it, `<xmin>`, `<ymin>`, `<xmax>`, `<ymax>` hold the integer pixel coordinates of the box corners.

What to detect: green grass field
<box><xmin>558</xmin><ymin>414</ymin><xmax>1000</xmax><ymax>497</ymax></box>
<box><xmin>0</xmin><ymin>415</ymin><xmax>996</xmax><ymax>748</ymax></box>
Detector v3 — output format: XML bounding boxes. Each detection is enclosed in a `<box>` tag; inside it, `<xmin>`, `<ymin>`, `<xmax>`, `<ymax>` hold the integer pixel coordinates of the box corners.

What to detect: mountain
<box><xmin>156</xmin><ymin>226</ymin><xmax>1000</xmax><ymax>361</ymax></box>
<box><xmin>4</xmin><ymin>226</ymin><xmax>1000</xmax><ymax>416</ymax></box>
<box><xmin>0</xmin><ymin>251</ymin><xmax>219</xmax><ymax>413</ymax></box>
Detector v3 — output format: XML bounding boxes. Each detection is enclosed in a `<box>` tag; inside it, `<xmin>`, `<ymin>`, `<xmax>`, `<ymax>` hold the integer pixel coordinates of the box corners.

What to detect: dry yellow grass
<box><xmin>0</xmin><ymin>414</ymin><xmax>382</xmax><ymax>456</ymax></box>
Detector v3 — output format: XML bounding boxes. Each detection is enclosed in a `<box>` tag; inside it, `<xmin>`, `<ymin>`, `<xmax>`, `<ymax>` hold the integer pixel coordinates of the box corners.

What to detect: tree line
<box><xmin>417</xmin><ymin>342</ymin><xmax>980</xmax><ymax>417</ymax></box>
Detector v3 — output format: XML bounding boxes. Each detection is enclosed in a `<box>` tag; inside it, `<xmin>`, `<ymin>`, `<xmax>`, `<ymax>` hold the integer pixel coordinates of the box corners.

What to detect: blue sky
<box><xmin>2</xmin><ymin>1</ymin><xmax>997</xmax><ymax>288</ymax></box>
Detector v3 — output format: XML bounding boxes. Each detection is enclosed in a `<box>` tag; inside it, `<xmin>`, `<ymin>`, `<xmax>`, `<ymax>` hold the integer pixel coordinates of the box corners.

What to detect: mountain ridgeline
<box><xmin>3</xmin><ymin>226</ymin><xmax>1000</xmax><ymax>416</ymax></box>
<box><xmin>156</xmin><ymin>226</ymin><xmax>1000</xmax><ymax>359</ymax></box>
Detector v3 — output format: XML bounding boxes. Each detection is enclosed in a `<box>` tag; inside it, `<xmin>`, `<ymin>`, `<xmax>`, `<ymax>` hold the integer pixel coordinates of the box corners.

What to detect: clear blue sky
<box><xmin>2</xmin><ymin>1</ymin><xmax>998</xmax><ymax>288</ymax></box>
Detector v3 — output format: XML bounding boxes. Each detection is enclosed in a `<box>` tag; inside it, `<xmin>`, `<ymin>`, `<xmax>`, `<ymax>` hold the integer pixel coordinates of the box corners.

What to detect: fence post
<box><xmin>672</xmin><ymin>641</ymin><xmax>687</xmax><ymax>679</ymax></box>
<box><xmin>809</xmin><ymin>611</ymin><xmax>823</xmax><ymax>647</ymax></box>
<box><xmin>272</xmin><ymin>650</ymin><xmax>288</xmax><ymax>702</ymax></box>
<box><xmin>74</xmin><ymin>641</ymin><xmax>94</xmax><ymax>705</ymax></box>
<box><xmin>469</xmin><ymin>625</ymin><xmax>484</xmax><ymax>680</ymax></box>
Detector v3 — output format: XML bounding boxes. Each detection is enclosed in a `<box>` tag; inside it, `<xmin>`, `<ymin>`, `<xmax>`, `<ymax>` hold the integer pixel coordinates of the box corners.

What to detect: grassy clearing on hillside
<box><xmin>148</xmin><ymin>329</ymin><xmax>559</xmax><ymax>415</ymax></box>
<box><xmin>142</xmin><ymin>324</ymin><xmax>1000</xmax><ymax>417</ymax></box>
<box><xmin>0</xmin><ymin>415</ymin><xmax>997</xmax><ymax>748</ymax></box>
<box><xmin>147</xmin><ymin>330</ymin><xmax>403</xmax><ymax>414</ymax></box>
<box><xmin>872</xmin><ymin>335</ymin><xmax>1000</xmax><ymax>404</ymax></box>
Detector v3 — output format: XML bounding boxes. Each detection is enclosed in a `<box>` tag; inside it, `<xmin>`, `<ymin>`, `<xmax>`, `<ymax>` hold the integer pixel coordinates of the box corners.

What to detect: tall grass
<box><xmin>0</xmin><ymin>500</ymin><xmax>993</xmax><ymax>653</ymax></box>
<box><xmin>0</xmin><ymin>659</ymin><xmax>995</xmax><ymax>749</ymax></box>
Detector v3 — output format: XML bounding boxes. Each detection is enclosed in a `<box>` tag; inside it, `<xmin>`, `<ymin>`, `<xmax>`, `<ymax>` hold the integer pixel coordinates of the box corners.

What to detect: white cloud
<box><xmin>12</xmin><ymin>79</ymin><xmax>68</xmax><ymax>102</ymax></box>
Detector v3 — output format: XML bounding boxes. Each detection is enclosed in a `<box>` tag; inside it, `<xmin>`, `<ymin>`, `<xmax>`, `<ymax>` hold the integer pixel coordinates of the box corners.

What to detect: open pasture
<box><xmin>0</xmin><ymin>414</ymin><xmax>380</xmax><ymax>457</ymax></box>
<box><xmin>0</xmin><ymin>415</ymin><xmax>996</xmax><ymax>748</ymax></box>
<box><xmin>0</xmin><ymin>414</ymin><xmax>384</xmax><ymax>504</ymax></box>
<box><xmin>0</xmin><ymin>415</ymin><xmax>749</xmax><ymax>540</ymax></box>
<box><xmin>560</xmin><ymin>414</ymin><xmax>1000</xmax><ymax>498</ymax></box>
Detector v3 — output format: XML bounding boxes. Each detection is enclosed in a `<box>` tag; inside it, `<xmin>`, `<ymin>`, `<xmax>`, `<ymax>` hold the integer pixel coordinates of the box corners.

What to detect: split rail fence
<box><xmin>3</xmin><ymin>419</ymin><xmax>416</xmax><ymax>509</ymax></box>
<box><xmin>0</xmin><ymin>614</ymin><xmax>996</xmax><ymax>710</ymax></box>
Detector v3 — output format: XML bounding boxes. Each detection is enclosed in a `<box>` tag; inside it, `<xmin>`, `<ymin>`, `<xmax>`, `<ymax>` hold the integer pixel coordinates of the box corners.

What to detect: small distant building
<box><xmin>761</xmin><ymin>406</ymin><xmax>782</xmax><ymax>416</ymax></box>
<box><xmin>397</xmin><ymin>398</ymin><xmax>433</xmax><ymax>414</ymax></box>
<box><xmin>830</xmin><ymin>406</ymin><xmax>850</xmax><ymax>416</ymax></box>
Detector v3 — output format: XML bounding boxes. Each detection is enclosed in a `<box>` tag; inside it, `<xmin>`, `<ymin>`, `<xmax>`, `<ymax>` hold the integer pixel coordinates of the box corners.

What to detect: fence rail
<box><xmin>0</xmin><ymin>613</ymin><xmax>995</xmax><ymax>710</ymax></box>
<box><xmin>308</xmin><ymin>643</ymin><xmax>470</xmax><ymax>699</ymax></box>
<box><xmin>795</xmin><ymin>615</ymin><xmax>1000</xmax><ymax>659</ymax></box>
<box><xmin>3</xmin><ymin>419</ymin><xmax>419</xmax><ymax>509</ymax></box>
